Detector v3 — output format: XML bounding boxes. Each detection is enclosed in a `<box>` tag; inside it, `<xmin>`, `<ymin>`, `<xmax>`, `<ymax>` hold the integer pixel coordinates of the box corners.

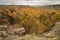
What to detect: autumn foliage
<box><xmin>0</xmin><ymin>6</ymin><xmax>60</xmax><ymax>34</ymax></box>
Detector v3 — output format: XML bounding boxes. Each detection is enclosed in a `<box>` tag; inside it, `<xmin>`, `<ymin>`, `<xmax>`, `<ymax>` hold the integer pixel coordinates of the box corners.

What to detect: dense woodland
<box><xmin>0</xmin><ymin>6</ymin><xmax>60</xmax><ymax>34</ymax></box>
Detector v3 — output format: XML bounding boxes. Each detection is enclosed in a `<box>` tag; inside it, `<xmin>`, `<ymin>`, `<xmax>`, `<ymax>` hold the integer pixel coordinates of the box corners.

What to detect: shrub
<box><xmin>55</xmin><ymin>14</ymin><xmax>60</xmax><ymax>22</ymax></box>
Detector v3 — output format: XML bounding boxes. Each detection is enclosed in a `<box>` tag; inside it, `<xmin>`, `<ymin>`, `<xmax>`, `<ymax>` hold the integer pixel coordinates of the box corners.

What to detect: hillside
<box><xmin>0</xmin><ymin>5</ymin><xmax>60</xmax><ymax>34</ymax></box>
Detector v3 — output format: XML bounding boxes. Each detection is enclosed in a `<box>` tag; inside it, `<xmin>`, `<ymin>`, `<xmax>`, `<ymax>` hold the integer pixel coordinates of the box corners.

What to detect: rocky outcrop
<box><xmin>44</xmin><ymin>22</ymin><xmax>60</xmax><ymax>37</ymax></box>
<box><xmin>0</xmin><ymin>22</ymin><xmax>60</xmax><ymax>40</ymax></box>
<box><xmin>51</xmin><ymin>22</ymin><xmax>60</xmax><ymax>36</ymax></box>
<box><xmin>0</xmin><ymin>25</ymin><xmax>26</xmax><ymax>40</ymax></box>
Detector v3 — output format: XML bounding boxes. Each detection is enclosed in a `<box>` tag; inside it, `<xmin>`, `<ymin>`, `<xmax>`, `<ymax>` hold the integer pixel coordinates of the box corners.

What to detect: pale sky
<box><xmin>0</xmin><ymin>0</ymin><xmax>60</xmax><ymax>5</ymax></box>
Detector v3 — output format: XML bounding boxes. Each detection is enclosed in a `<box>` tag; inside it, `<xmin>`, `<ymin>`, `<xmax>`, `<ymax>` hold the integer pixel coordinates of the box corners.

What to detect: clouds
<box><xmin>0</xmin><ymin>0</ymin><xmax>60</xmax><ymax>5</ymax></box>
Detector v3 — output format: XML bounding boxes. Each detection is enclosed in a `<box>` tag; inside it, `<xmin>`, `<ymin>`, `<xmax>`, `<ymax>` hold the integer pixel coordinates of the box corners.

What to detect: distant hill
<box><xmin>32</xmin><ymin>4</ymin><xmax>60</xmax><ymax>9</ymax></box>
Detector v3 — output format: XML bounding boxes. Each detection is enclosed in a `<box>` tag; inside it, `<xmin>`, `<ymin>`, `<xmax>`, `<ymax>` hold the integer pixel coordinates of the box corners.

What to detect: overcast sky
<box><xmin>0</xmin><ymin>0</ymin><xmax>60</xmax><ymax>5</ymax></box>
